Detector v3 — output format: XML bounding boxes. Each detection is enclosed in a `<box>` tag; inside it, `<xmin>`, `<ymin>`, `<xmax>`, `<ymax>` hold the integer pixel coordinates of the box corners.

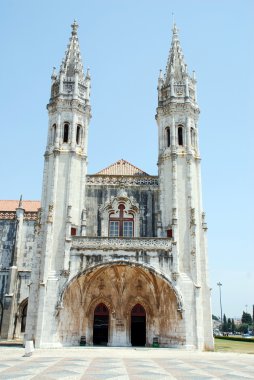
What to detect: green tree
<box><xmin>241</xmin><ymin>311</ymin><xmax>252</xmax><ymax>324</ymax></box>
<box><xmin>231</xmin><ymin>319</ymin><xmax>236</xmax><ymax>333</ymax></box>
<box><xmin>238</xmin><ymin>323</ymin><xmax>249</xmax><ymax>334</ymax></box>
<box><xmin>222</xmin><ymin>314</ymin><xmax>228</xmax><ymax>332</ymax></box>
<box><xmin>227</xmin><ymin>318</ymin><xmax>232</xmax><ymax>332</ymax></box>
<box><xmin>212</xmin><ymin>314</ymin><xmax>219</xmax><ymax>321</ymax></box>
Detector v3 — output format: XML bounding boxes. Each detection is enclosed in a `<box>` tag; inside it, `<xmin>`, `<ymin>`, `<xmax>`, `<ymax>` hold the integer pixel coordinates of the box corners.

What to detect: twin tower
<box><xmin>25</xmin><ymin>21</ymin><xmax>214</xmax><ymax>350</ymax></box>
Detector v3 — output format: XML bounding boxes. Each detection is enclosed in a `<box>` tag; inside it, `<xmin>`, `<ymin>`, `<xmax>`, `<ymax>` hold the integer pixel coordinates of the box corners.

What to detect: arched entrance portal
<box><xmin>21</xmin><ymin>302</ymin><xmax>27</xmax><ymax>333</ymax></box>
<box><xmin>93</xmin><ymin>303</ymin><xmax>109</xmax><ymax>346</ymax></box>
<box><xmin>131</xmin><ymin>303</ymin><xmax>146</xmax><ymax>346</ymax></box>
<box><xmin>58</xmin><ymin>263</ymin><xmax>183</xmax><ymax>347</ymax></box>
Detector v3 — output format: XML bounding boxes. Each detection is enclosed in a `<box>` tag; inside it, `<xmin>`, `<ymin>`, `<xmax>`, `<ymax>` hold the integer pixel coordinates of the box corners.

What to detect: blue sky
<box><xmin>1</xmin><ymin>0</ymin><xmax>253</xmax><ymax>319</ymax></box>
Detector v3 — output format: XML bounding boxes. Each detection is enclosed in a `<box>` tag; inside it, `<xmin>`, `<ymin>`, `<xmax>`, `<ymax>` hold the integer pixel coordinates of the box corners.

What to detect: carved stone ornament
<box><xmin>47</xmin><ymin>204</ymin><xmax>54</xmax><ymax>223</ymax></box>
<box><xmin>67</xmin><ymin>205</ymin><xmax>72</xmax><ymax>222</ymax></box>
<box><xmin>0</xmin><ymin>211</ymin><xmax>38</xmax><ymax>221</ymax></box>
<box><xmin>202</xmin><ymin>212</ymin><xmax>208</xmax><ymax>230</ymax></box>
<box><xmin>64</xmin><ymin>83</ymin><xmax>73</xmax><ymax>93</ymax></box>
<box><xmin>86</xmin><ymin>175</ymin><xmax>159</xmax><ymax>186</ymax></box>
<box><xmin>71</xmin><ymin>236</ymin><xmax>172</xmax><ymax>252</ymax></box>
<box><xmin>172</xmin><ymin>272</ymin><xmax>179</xmax><ymax>281</ymax></box>
<box><xmin>60</xmin><ymin>269</ymin><xmax>70</xmax><ymax>277</ymax></box>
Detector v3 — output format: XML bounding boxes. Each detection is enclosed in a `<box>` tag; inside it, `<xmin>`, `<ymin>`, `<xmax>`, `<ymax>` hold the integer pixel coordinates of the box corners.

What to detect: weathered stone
<box><xmin>0</xmin><ymin>22</ymin><xmax>213</xmax><ymax>351</ymax></box>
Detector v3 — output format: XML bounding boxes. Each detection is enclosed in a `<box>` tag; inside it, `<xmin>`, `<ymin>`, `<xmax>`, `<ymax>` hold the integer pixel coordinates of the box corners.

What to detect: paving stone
<box><xmin>0</xmin><ymin>348</ymin><xmax>254</xmax><ymax>379</ymax></box>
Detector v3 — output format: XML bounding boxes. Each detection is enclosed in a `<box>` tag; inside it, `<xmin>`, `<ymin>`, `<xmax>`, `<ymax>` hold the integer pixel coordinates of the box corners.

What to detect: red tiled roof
<box><xmin>0</xmin><ymin>200</ymin><xmax>41</xmax><ymax>212</ymax></box>
<box><xmin>96</xmin><ymin>159</ymin><xmax>149</xmax><ymax>176</ymax></box>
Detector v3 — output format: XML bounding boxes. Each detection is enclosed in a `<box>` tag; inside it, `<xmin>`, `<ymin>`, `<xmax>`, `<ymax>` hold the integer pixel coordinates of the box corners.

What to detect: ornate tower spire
<box><xmin>60</xmin><ymin>20</ymin><xmax>85</xmax><ymax>81</ymax></box>
<box><xmin>50</xmin><ymin>20</ymin><xmax>90</xmax><ymax>103</ymax></box>
<box><xmin>158</xmin><ymin>23</ymin><xmax>197</xmax><ymax>102</ymax></box>
<box><xmin>165</xmin><ymin>24</ymin><xmax>186</xmax><ymax>83</ymax></box>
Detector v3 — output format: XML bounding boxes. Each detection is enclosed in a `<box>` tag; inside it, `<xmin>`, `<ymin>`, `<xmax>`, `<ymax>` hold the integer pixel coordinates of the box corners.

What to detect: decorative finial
<box><xmin>171</xmin><ymin>13</ymin><xmax>178</xmax><ymax>37</ymax></box>
<box><xmin>51</xmin><ymin>66</ymin><xmax>57</xmax><ymax>79</ymax></box>
<box><xmin>71</xmin><ymin>19</ymin><xmax>78</xmax><ymax>35</ymax></box>
<box><xmin>86</xmin><ymin>67</ymin><xmax>90</xmax><ymax>79</ymax></box>
<box><xmin>172</xmin><ymin>23</ymin><xmax>178</xmax><ymax>36</ymax></box>
<box><xmin>19</xmin><ymin>194</ymin><xmax>23</xmax><ymax>208</ymax></box>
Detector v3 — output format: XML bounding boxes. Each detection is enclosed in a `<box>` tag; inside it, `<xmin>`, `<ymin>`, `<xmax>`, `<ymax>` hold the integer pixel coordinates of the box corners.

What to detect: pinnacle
<box><xmin>60</xmin><ymin>21</ymin><xmax>85</xmax><ymax>80</ymax></box>
<box><xmin>165</xmin><ymin>22</ymin><xmax>186</xmax><ymax>83</ymax></box>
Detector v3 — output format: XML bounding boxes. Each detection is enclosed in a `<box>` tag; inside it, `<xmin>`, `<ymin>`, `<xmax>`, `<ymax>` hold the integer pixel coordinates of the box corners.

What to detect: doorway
<box><xmin>131</xmin><ymin>303</ymin><xmax>146</xmax><ymax>346</ymax></box>
<box><xmin>93</xmin><ymin>303</ymin><xmax>109</xmax><ymax>345</ymax></box>
<box><xmin>21</xmin><ymin>302</ymin><xmax>27</xmax><ymax>333</ymax></box>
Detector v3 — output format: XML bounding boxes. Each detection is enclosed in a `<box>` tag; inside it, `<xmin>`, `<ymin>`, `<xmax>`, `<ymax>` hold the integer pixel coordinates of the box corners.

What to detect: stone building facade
<box><xmin>0</xmin><ymin>200</ymin><xmax>40</xmax><ymax>340</ymax></box>
<box><xmin>0</xmin><ymin>22</ymin><xmax>214</xmax><ymax>350</ymax></box>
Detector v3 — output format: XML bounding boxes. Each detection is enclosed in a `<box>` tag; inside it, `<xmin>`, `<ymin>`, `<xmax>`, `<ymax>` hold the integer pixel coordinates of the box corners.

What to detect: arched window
<box><xmin>63</xmin><ymin>123</ymin><xmax>69</xmax><ymax>143</ymax></box>
<box><xmin>178</xmin><ymin>126</ymin><xmax>183</xmax><ymax>146</ymax></box>
<box><xmin>109</xmin><ymin>204</ymin><xmax>134</xmax><ymax>237</ymax></box>
<box><xmin>52</xmin><ymin>124</ymin><xmax>56</xmax><ymax>144</ymax></box>
<box><xmin>190</xmin><ymin>127</ymin><xmax>194</xmax><ymax>146</ymax></box>
<box><xmin>76</xmin><ymin>125</ymin><xmax>81</xmax><ymax>145</ymax></box>
<box><xmin>166</xmin><ymin>127</ymin><xmax>170</xmax><ymax>147</ymax></box>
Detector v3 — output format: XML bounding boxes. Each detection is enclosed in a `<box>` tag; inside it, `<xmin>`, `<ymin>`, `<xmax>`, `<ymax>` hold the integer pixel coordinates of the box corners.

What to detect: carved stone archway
<box><xmin>14</xmin><ymin>298</ymin><xmax>28</xmax><ymax>339</ymax></box>
<box><xmin>57</xmin><ymin>263</ymin><xmax>185</xmax><ymax>347</ymax></box>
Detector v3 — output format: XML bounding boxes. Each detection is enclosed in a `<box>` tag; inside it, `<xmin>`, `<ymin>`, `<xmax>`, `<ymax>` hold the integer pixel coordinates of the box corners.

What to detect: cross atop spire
<box><xmin>60</xmin><ymin>20</ymin><xmax>85</xmax><ymax>80</ymax></box>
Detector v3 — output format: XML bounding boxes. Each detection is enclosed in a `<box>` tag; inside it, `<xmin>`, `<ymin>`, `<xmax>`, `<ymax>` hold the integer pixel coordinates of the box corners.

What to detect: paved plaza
<box><xmin>0</xmin><ymin>347</ymin><xmax>253</xmax><ymax>379</ymax></box>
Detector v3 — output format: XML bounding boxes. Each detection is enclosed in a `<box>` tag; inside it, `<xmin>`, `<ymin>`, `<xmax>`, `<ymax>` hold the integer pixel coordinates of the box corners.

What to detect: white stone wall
<box><xmin>24</xmin><ymin>23</ymin><xmax>214</xmax><ymax>351</ymax></box>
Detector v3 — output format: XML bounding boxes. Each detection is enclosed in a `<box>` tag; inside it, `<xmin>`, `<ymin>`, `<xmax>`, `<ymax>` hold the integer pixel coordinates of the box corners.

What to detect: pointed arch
<box><xmin>131</xmin><ymin>303</ymin><xmax>146</xmax><ymax>316</ymax></box>
<box><xmin>166</xmin><ymin>127</ymin><xmax>170</xmax><ymax>147</ymax></box>
<box><xmin>76</xmin><ymin>124</ymin><xmax>82</xmax><ymax>145</ymax></box>
<box><xmin>190</xmin><ymin>127</ymin><xmax>194</xmax><ymax>146</ymax></box>
<box><xmin>15</xmin><ymin>298</ymin><xmax>28</xmax><ymax>337</ymax></box>
<box><xmin>86</xmin><ymin>295</ymin><xmax>115</xmax><ymax>318</ymax></box>
<box><xmin>130</xmin><ymin>303</ymin><xmax>146</xmax><ymax>346</ymax></box>
<box><xmin>126</xmin><ymin>296</ymin><xmax>152</xmax><ymax>318</ymax></box>
<box><xmin>63</xmin><ymin>123</ymin><xmax>69</xmax><ymax>143</ymax></box>
<box><xmin>93</xmin><ymin>302</ymin><xmax>110</xmax><ymax>345</ymax></box>
<box><xmin>21</xmin><ymin>303</ymin><xmax>27</xmax><ymax>333</ymax></box>
<box><xmin>52</xmin><ymin>124</ymin><xmax>56</xmax><ymax>144</ymax></box>
<box><xmin>58</xmin><ymin>260</ymin><xmax>183</xmax><ymax>314</ymax></box>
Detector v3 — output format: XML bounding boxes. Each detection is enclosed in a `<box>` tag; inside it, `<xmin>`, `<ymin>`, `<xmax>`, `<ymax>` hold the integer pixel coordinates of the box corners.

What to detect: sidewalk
<box><xmin>0</xmin><ymin>346</ymin><xmax>254</xmax><ymax>379</ymax></box>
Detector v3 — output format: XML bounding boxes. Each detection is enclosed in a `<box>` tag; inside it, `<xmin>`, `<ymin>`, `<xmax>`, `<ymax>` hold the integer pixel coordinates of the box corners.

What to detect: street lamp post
<box><xmin>217</xmin><ymin>282</ymin><xmax>223</xmax><ymax>330</ymax></box>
